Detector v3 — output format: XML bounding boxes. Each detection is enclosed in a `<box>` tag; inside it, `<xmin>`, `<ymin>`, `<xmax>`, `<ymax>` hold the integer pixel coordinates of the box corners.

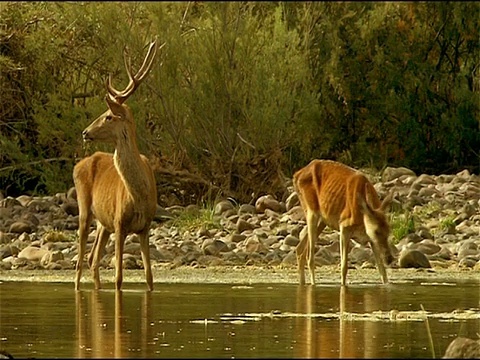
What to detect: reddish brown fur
<box><xmin>293</xmin><ymin>159</ymin><xmax>394</xmax><ymax>285</ymax></box>
<box><xmin>73</xmin><ymin>40</ymin><xmax>159</xmax><ymax>291</ymax></box>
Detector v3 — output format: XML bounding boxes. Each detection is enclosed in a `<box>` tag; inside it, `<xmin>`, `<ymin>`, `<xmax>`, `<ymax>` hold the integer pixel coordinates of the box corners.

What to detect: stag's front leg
<box><xmin>138</xmin><ymin>229</ymin><xmax>153</xmax><ymax>291</ymax></box>
<box><xmin>371</xmin><ymin>242</ymin><xmax>389</xmax><ymax>284</ymax></box>
<box><xmin>306</xmin><ymin>211</ymin><xmax>321</xmax><ymax>285</ymax></box>
<box><xmin>339</xmin><ymin>226</ymin><xmax>352</xmax><ymax>286</ymax></box>
<box><xmin>114</xmin><ymin>228</ymin><xmax>126</xmax><ymax>291</ymax></box>
<box><xmin>88</xmin><ymin>225</ymin><xmax>110</xmax><ymax>290</ymax></box>
<box><xmin>75</xmin><ymin>211</ymin><xmax>93</xmax><ymax>290</ymax></box>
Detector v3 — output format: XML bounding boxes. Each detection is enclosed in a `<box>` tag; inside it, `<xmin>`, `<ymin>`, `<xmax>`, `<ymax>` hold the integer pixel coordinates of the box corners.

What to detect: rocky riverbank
<box><xmin>0</xmin><ymin>165</ymin><xmax>479</xmax><ymax>284</ymax></box>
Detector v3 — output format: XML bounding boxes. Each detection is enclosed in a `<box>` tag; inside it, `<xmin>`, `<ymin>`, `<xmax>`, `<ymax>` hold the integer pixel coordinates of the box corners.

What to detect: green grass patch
<box><xmin>390</xmin><ymin>211</ymin><xmax>416</xmax><ymax>244</ymax></box>
<box><xmin>438</xmin><ymin>215</ymin><xmax>456</xmax><ymax>232</ymax></box>
<box><xmin>168</xmin><ymin>203</ymin><xmax>222</xmax><ymax>234</ymax></box>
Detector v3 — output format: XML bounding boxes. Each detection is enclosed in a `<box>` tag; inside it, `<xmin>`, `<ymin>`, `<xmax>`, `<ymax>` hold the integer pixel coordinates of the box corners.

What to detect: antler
<box><xmin>106</xmin><ymin>37</ymin><xmax>164</xmax><ymax>104</ymax></box>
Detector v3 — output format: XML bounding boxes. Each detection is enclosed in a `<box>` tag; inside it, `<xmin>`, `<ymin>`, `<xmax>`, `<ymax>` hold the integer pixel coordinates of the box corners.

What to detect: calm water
<box><xmin>0</xmin><ymin>279</ymin><xmax>479</xmax><ymax>358</ymax></box>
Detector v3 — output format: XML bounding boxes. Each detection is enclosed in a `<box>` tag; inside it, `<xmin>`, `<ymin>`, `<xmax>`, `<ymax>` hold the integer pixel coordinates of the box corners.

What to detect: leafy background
<box><xmin>0</xmin><ymin>2</ymin><xmax>478</xmax><ymax>205</ymax></box>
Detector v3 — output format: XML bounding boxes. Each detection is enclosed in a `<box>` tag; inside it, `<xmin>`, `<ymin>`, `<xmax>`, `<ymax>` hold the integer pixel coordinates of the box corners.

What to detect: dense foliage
<box><xmin>1</xmin><ymin>2</ymin><xmax>478</xmax><ymax>205</ymax></box>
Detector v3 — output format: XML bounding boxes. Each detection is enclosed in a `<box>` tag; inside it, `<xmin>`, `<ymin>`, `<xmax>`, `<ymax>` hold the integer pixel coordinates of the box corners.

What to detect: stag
<box><xmin>293</xmin><ymin>159</ymin><xmax>395</xmax><ymax>286</ymax></box>
<box><xmin>73</xmin><ymin>39</ymin><xmax>163</xmax><ymax>291</ymax></box>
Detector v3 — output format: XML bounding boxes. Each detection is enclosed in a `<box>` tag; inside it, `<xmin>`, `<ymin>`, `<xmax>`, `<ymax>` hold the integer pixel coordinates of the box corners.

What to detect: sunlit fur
<box><xmin>73</xmin><ymin>40</ymin><xmax>159</xmax><ymax>291</ymax></box>
<box><xmin>293</xmin><ymin>159</ymin><xmax>394</xmax><ymax>286</ymax></box>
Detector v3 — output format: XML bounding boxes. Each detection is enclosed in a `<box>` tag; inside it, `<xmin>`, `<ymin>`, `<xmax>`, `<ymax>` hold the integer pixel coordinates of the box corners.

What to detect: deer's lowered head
<box><xmin>359</xmin><ymin>189</ymin><xmax>395</xmax><ymax>266</ymax></box>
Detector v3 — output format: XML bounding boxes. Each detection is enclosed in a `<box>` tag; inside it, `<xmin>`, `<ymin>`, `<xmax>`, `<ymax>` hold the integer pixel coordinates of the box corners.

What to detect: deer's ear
<box><xmin>357</xmin><ymin>192</ymin><xmax>374</xmax><ymax>217</ymax></box>
<box><xmin>105</xmin><ymin>95</ymin><xmax>126</xmax><ymax>118</ymax></box>
<box><xmin>380</xmin><ymin>191</ymin><xmax>394</xmax><ymax>213</ymax></box>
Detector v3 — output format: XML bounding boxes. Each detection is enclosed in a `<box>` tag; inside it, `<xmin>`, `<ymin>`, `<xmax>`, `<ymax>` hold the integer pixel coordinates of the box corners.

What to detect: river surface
<box><xmin>0</xmin><ymin>275</ymin><xmax>479</xmax><ymax>358</ymax></box>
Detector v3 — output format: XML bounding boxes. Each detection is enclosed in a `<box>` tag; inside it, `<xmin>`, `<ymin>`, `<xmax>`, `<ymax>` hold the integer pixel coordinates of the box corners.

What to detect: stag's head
<box><xmin>361</xmin><ymin>190</ymin><xmax>395</xmax><ymax>265</ymax></box>
<box><xmin>82</xmin><ymin>38</ymin><xmax>162</xmax><ymax>144</ymax></box>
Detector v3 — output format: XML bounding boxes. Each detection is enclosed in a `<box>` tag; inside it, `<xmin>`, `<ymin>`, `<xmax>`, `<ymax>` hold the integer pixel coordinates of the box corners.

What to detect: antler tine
<box><xmin>106</xmin><ymin>38</ymin><xmax>161</xmax><ymax>104</ymax></box>
<box><xmin>133</xmin><ymin>39</ymin><xmax>159</xmax><ymax>82</ymax></box>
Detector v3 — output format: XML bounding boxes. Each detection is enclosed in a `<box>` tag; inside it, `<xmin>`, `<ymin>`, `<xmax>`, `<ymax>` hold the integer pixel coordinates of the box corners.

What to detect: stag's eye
<box><xmin>105</xmin><ymin>115</ymin><xmax>113</xmax><ymax>122</ymax></box>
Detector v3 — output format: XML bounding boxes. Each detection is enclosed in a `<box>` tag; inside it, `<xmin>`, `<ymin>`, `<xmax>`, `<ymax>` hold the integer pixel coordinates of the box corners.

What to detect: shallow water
<box><xmin>0</xmin><ymin>279</ymin><xmax>479</xmax><ymax>358</ymax></box>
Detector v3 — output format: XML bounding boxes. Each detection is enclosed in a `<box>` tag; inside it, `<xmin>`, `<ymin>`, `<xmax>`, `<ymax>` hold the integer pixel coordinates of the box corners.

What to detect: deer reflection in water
<box><xmin>295</xmin><ymin>285</ymin><xmax>392</xmax><ymax>358</ymax></box>
<box><xmin>75</xmin><ymin>290</ymin><xmax>152</xmax><ymax>358</ymax></box>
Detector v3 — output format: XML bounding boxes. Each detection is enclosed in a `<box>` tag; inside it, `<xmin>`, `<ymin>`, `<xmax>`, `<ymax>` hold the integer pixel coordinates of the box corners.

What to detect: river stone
<box><xmin>0</xmin><ymin>231</ymin><xmax>12</xmax><ymax>245</ymax></box>
<box><xmin>284</xmin><ymin>234</ymin><xmax>300</xmax><ymax>247</ymax></box>
<box><xmin>244</xmin><ymin>237</ymin><xmax>268</xmax><ymax>254</ymax></box>
<box><xmin>22</xmin><ymin>212</ymin><xmax>40</xmax><ymax>226</ymax></box>
<box><xmin>202</xmin><ymin>239</ymin><xmax>228</xmax><ymax>256</ymax></box>
<box><xmin>458</xmin><ymin>256</ymin><xmax>478</xmax><ymax>268</ymax></box>
<box><xmin>9</xmin><ymin>221</ymin><xmax>33</xmax><ymax>234</ymax></box>
<box><xmin>349</xmin><ymin>245</ymin><xmax>373</xmax><ymax>264</ymax></box>
<box><xmin>398</xmin><ymin>249</ymin><xmax>431</xmax><ymax>268</ymax></box>
<box><xmin>41</xmin><ymin>250</ymin><xmax>64</xmax><ymax>266</ymax></box>
<box><xmin>314</xmin><ymin>246</ymin><xmax>337</xmax><ymax>266</ymax></box>
<box><xmin>427</xmin><ymin>246</ymin><xmax>453</xmax><ymax>261</ymax></box>
<box><xmin>229</xmin><ymin>233</ymin><xmax>246</xmax><ymax>243</ymax></box>
<box><xmin>0</xmin><ymin>196</ymin><xmax>21</xmax><ymax>208</ymax></box>
<box><xmin>61</xmin><ymin>200</ymin><xmax>79</xmax><ymax>216</ymax></box>
<box><xmin>285</xmin><ymin>191</ymin><xmax>299</xmax><ymax>211</ymax></box>
<box><xmin>0</xmin><ymin>245</ymin><xmax>14</xmax><ymax>260</ymax></box>
<box><xmin>238</xmin><ymin>204</ymin><xmax>256</xmax><ymax>214</ymax></box>
<box><xmin>16</xmin><ymin>195</ymin><xmax>32</xmax><ymax>207</ymax></box>
<box><xmin>255</xmin><ymin>195</ymin><xmax>284</xmax><ymax>213</ymax></box>
<box><xmin>415</xmin><ymin>239</ymin><xmax>441</xmax><ymax>255</ymax></box>
<box><xmin>236</xmin><ymin>218</ymin><xmax>255</xmax><ymax>233</ymax></box>
<box><xmin>382</xmin><ymin>167</ymin><xmax>416</xmax><ymax>182</ymax></box>
<box><xmin>18</xmin><ymin>246</ymin><xmax>49</xmax><ymax>262</ymax></box>
<box><xmin>286</xmin><ymin>205</ymin><xmax>304</xmax><ymax>222</ymax></box>
<box><xmin>443</xmin><ymin>337</ymin><xmax>480</xmax><ymax>359</ymax></box>
<box><xmin>214</xmin><ymin>200</ymin><xmax>235</xmax><ymax>216</ymax></box>
<box><xmin>418</xmin><ymin>187</ymin><xmax>439</xmax><ymax>197</ymax></box>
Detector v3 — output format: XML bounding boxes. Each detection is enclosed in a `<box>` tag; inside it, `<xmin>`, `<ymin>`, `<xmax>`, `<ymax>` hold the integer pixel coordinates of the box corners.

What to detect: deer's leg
<box><xmin>89</xmin><ymin>225</ymin><xmax>111</xmax><ymax>290</ymax></box>
<box><xmin>114</xmin><ymin>228</ymin><xmax>126</xmax><ymax>291</ymax></box>
<box><xmin>306</xmin><ymin>210</ymin><xmax>322</xmax><ymax>285</ymax></box>
<box><xmin>339</xmin><ymin>226</ymin><xmax>352</xmax><ymax>286</ymax></box>
<box><xmin>75</xmin><ymin>210</ymin><xmax>93</xmax><ymax>291</ymax></box>
<box><xmin>138</xmin><ymin>229</ymin><xmax>153</xmax><ymax>291</ymax></box>
<box><xmin>87</xmin><ymin>222</ymin><xmax>100</xmax><ymax>268</ymax></box>
<box><xmin>371</xmin><ymin>242</ymin><xmax>389</xmax><ymax>284</ymax></box>
<box><xmin>296</xmin><ymin>227</ymin><xmax>308</xmax><ymax>285</ymax></box>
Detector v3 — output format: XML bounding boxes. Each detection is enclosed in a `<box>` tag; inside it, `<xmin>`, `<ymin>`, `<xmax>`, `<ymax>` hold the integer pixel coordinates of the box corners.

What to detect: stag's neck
<box><xmin>113</xmin><ymin>131</ymin><xmax>150</xmax><ymax>202</ymax></box>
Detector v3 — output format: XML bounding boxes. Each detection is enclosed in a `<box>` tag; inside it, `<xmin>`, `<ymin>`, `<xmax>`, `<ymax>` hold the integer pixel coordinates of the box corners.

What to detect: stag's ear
<box><xmin>357</xmin><ymin>192</ymin><xmax>374</xmax><ymax>217</ymax></box>
<box><xmin>105</xmin><ymin>95</ymin><xmax>126</xmax><ymax>119</ymax></box>
<box><xmin>380</xmin><ymin>191</ymin><xmax>394</xmax><ymax>213</ymax></box>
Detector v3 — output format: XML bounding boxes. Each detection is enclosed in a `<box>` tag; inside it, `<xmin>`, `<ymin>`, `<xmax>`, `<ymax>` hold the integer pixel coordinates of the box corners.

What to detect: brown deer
<box><xmin>293</xmin><ymin>159</ymin><xmax>394</xmax><ymax>286</ymax></box>
<box><xmin>73</xmin><ymin>39</ymin><xmax>163</xmax><ymax>291</ymax></box>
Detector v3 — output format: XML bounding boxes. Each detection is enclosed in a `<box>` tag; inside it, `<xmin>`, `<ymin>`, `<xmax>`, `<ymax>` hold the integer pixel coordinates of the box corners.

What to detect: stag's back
<box><xmin>293</xmin><ymin>159</ymin><xmax>382</xmax><ymax>231</ymax></box>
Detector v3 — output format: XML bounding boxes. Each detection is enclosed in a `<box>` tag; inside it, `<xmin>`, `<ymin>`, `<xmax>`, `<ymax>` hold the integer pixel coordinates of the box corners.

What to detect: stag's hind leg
<box><xmin>88</xmin><ymin>224</ymin><xmax>111</xmax><ymax>289</ymax></box>
<box><xmin>138</xmin><ymin>229</ymin><xmax>153</xmax><ymax>291</ymax></box>
<box><xmin>296</xmin><ymin>227</ymin><xmax>309</xmax><ymax>285</ymax></box>
<box><xmin>297</xmin><ymin>217</ymin><xmax>325</xmax><ymax>285</ymax></box>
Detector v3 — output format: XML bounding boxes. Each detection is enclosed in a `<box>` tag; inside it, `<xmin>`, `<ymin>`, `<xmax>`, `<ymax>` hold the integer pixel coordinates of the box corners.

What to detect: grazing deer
<box><xmin>293</xmin><ymin>159</ymin><xmax>394</xmax><ymax>286</ymax></box>
<box><xmin>73</xmin><ymin>39</ymin><xmax>163</xmax><ymax>291</ymax></box>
